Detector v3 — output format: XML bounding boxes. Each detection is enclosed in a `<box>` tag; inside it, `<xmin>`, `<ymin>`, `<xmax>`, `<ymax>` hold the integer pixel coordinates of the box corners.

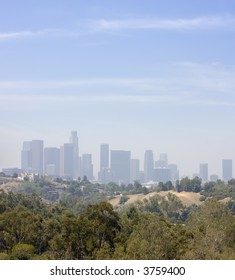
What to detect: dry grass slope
<box><xmin>109</xmin><ymin>191</ymin><xmax>203</xmax><ymax>207</ymax></box>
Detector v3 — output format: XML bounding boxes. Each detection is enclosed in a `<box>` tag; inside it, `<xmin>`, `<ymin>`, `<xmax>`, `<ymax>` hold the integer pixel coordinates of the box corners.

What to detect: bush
<box><xmin>119</xmin><ymin>195</ymin><xmax>129</xmax><ymax>205</ymax></box>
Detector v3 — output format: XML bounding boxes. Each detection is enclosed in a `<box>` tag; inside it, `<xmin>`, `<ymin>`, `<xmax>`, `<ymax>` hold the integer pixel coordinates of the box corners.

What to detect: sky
<box><xmin>0</xmin><ymin>0</ymin><xmax>235</xmax><ymax>178</ymax></box>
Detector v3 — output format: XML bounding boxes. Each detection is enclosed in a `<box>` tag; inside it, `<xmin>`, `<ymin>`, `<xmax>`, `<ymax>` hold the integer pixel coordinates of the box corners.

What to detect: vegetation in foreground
<box><xmin>0</xmin><ymin>190</ymin><xmax>235</xmax><ymax>260</ymax></box>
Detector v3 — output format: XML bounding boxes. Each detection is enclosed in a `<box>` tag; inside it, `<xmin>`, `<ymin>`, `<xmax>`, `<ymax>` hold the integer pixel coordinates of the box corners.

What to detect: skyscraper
<box><xmin>222</xmin><ymin>159</ymin><xmax>232</xmax><ymax>182</ymax></box>
<box><xmin>153</xmin><ymin>167</ymin><xmax>171</xmax><ymax>183</ymax></box>
<box><xmin>100</xmin><ymin>144</ymin><xmax>109</xmax><ymax>171</ymax></box>
<box><xmin>21</xmin><ymin>141</ymin><xmax>31</xmax><ymax>172</ymax></box>
<box><xmin>44</xmin><ymin>147</ymin><xmax>60</xmax><ymax>177</ymax></box>
<box><xmin>81</xmin><ymin>154</ymin><xmax>93</xmax><ymax>180</ymax></box>
<box><xmin>21</xmin><ymin>140</ymin><xmax>43</xmax><ymax>174</ymax></box>
<box><xmin>69</xmin><ymin>131</ymin><xmax>79</xmax><ymax>179</ymax></box>
<box><xmin>60</xmin><ymin>143</ymin><xmax>74</xmax><ymax>179</ymax></box>
<box><xmin>111</xmin><ymin>150</ymin><xmax>131</xmax><ymax>184</ymax></box>
<box><xmin>199</xmin><ymin>163</ymin><xmax>208</xmax><ymax>182</ymax></box>
<box><xmin>168</xmin><ymin>164</ymin><xmax>179</xmax><ymax>182</ymax></box>
<box><xmin>130</xmin><ymin>159</ymin><xmax>140</xmax><ymax>182</ymax></box>
<box><xmin>144</xmin><ymin>150</ymin><xmax>154</xmax><ymax>182</ymax></box>
<box><xmin>155</xmin><ymin>153</ymin><xmax>168</xmax><ymax>168</ymax></box>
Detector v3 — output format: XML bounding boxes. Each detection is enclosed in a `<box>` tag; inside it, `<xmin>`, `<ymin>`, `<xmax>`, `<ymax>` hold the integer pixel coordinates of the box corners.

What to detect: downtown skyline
<box><xmin>2</xmin><ymin>131</ymin><xmax>234</xmax><ymax>183</ymax></box>
<box><xmin>0</xmin><ymin>1</ymin><xmax>235</xmax><ymax>178</ymax></box>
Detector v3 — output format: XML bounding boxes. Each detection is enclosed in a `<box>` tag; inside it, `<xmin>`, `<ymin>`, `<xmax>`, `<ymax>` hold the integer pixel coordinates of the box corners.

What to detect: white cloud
<box><xmin>0</xmin><ymin>62</ymin><xmax>235</xmax><ymax>106</ymax></box>
<box><xmin>0</xmin><ymin>28</ymin><xmax>80</xmax><ymax>41</ymax></box>
<box><xmin>93</xmin><ymin>15</ymin><xmax>235</xmax><ymax>31</ymax></box>
<box><xmin>1</xmin><ymin>15</ymin><xmax>234</xmax><ymax>42</ymax></box>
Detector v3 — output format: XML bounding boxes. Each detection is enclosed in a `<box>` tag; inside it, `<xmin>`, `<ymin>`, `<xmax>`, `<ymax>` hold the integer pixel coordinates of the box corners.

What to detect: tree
<box><xmin>80</xmin><ymin>202</ymin><xmax>120</xmax><ymax>257</ymax></box>
<box><xmin>123</xmin><ymin>213</ymin><xmax>182</xmax><ymax>259</ymax></box>
<box><xmin>184</xmin><ymin>200</ymin><xmax>235</xmax><ymax>259</ymax></box>
<box><xmin>10</xmin><ymin>244</ymin><xmax>35</xmax><ymax>260</ymax></box>
<box><xmin>119</xmin><ymin>195</ymin><xmax>129</xmax><ymax>205</ymax></box>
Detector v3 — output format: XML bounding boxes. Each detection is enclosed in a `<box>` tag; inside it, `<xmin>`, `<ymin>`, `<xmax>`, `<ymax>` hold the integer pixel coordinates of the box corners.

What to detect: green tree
<box><xmin>184</xmin><ymin>200</ymin><xmax>235</xmax><ymax>259</ymax></box>
<box><xmin>80</xmin><ymin>202</ymin><xmax>120</xmax><ymax>257</ymax></box>
<box><xmin>123</xmin><ymin>213</ymin><xmax>182</xmax><ymax>259</ymax></box>
<box><xmin>10</xmin><ymin>244</ymin><xmax>35</xmax><ymax>260</ymax></box>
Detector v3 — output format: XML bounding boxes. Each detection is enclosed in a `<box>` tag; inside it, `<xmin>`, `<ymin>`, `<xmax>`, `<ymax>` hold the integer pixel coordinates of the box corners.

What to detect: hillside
<box><xmin>109</xmin><ymin>190</ymin><xmax>203</xmax><ymax>207</ymax></box>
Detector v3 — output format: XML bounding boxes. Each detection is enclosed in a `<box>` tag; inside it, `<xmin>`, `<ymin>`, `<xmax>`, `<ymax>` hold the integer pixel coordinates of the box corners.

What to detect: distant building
<box><xmin>144</xmin><ymin>150</ymin><xmax>154</xmax><ymax>182</ymax></box>
<box><xmin>98</xmin><ymin>168</ymin><xmax>114</xmax><ymax>184</ymax></box>
<box><xmin>138</xmin><ymin>171</ymin><xmax>145</xmax><ymax>183</ymax></box>
<box><xmin>81</xmin><ymin>154</ymin><xmax>93</xmax><ymax>181</ymax></box>
<box><xmin>168</xmin><ymin>164</ymin><xmax>179</xmax><ymax>182</ymax></box>
<box><xmin>155</xmin><ymin>153</ymin><xmax>168</xmax><ymax>168</ymax></box>
<box><xmin>60</xmin><ymin>143</ymin><xmax>74</xmax><ymax>179</ymax></box>
<box><xmin>199</xmin><ymin>163</ymin><xmax>208</xmax><ymax>182</ymax></box>
<box><xmin>100</xmin><ymin>144</ymin><xmax>109</xmax><ymax>171</ymax></box>
<box><xmin>153</xmin><ymin>167</ymin><xmax>171</xmax><ymax>183</ymax></box>
<box><xmin>44</xmin><ymin>147</ymin><xmax>60</xmax><ymax>177</ymax></box>
<box><xmin>111</xmin><ymin>150</ymin><xmax>131</xmax><ymax>184</ymax></box>
<box><xmin>130</xmin><ymin>159</ymin><xmax>140</xmax><ymax>182</ymax></box>
<box><xmin>222</xmin><ymin>159</ymin><xmax>233</xmax><ymax>182</ymax></box>
<box><xmin>70</xmin><ymin>131</ymin><xmax>79</xmax><ymax>179</ymax></box>
<box><xmin>21</xmin><ymin>140</ymin><xmax>43</xmax><ymax>174</ymax></box>
<box><xmin>21</xmin><ymin>141</ymin><xmax>31</xmax><ymax>172</ymax></box>
<box><xmin>2</xmin><ymin>168</ymin><xmax>23</xmax><ymax>177</ymax></box>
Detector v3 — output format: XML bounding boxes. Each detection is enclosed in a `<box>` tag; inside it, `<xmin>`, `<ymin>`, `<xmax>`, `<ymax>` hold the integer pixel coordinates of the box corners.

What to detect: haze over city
<box><xmin>1</xmin><ymin>0</ymin><xmax>235</xmax><ymax>178</ymax></box>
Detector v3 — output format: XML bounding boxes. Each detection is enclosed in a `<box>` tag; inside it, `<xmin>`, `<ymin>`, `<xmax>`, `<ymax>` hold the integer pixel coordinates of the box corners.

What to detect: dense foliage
<box><xmin>0</xmin><ymin>190</ymin><xmax>235</xmax><ymax>260</ymax></box>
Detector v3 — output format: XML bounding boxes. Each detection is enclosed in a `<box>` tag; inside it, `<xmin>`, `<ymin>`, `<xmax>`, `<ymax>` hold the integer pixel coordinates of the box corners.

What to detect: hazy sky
<box><xmin>1</xmin><ymin>0</ymin><xmax>235</xmax><ymax>178</ymax></box>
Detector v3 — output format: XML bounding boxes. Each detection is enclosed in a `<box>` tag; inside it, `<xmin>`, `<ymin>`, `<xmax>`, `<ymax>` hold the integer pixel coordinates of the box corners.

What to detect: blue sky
<box><xmin>0</xmin><ymin>0</ymin><xmax>235</xmax><ymax>178</ymax></box>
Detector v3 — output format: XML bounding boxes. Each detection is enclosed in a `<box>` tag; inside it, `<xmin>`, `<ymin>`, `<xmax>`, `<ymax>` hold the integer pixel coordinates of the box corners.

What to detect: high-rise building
<box><xmin>21</xmin><ymin>141</ymin><xmax>31</xmax><ymax>172</ymax></box>
<box><xmin>130</xmin><ymin>159</ymin><xmax>140</xmax><ymax>182</ymax></box>
<box><xmin>98</xmin><ymin>168</ymin><xmax>114</xmax><ymax>184</ymax></box>
<box><xmin>111</xmin><ymin>150</ymin><xmax>131</xmax><ymax>184</ymax></box>
<box><xmin>153</xmin><ymin>168</ymin><xmax>171</xmax><ymax>183</ymax></box>
<box><xmin>81</xmin><ymin>154</ymin><xmax>93</xmax><ymax>180</ymax></box>
<box><xmin>168</xmin><ymin>164</ymin><xmax>179</xmax><ymax>182</ymax></box>
<box><xmin>60</xmin><ymin>143</ymin><xmax>74</xmax><ymax>179</ymax></box>
<box><xmin>144</xmin><ymin>150</ymin><xmax>154</xmax><ymax>182</ymax></box>
<box><xmin>199</xmin><ymin>163</ymin><xmax>208</xmax><ymax>182</ymax></box>
<box><xmin>69</xmin><ymin>131</ymin><xmax>79</xmax><ymax>179</ymax></box>
<box><xmin>222</xmin><ymin>159</ymin><xmax>232</xmax><ymax>182</ymax></box>
<box><xmin>31</xmin><ymin>140</ymin><xmax>44</xmax><ymax>174</ymax></box>
<box><xmin>100</xmin><ymin>144</ymin><xmax>109</xmax><ymax>171</ymax></box>
<box><xmin>155</xmin><ymin>153</ymin><xmax>168</xmax><ymax>168</ymax></box>
<box><xmin>44</xmin><ymin>147</ymin><xmax>60</xmax><ymax>177</ymax></box>
<box><xmin>21</xmin><ymin>140</ymin><xmax>43</xmax><ymax>174</ymax></box>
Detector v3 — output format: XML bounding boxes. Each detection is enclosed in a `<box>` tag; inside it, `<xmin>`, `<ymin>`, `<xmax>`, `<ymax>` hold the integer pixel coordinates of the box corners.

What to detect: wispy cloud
<box><xmin>0</xmin><ymin>28</ymin><xmax>80</xmax><ymax>41</ymax></box>
<box><xmin>93</xmin><ymin>15</ymin><xmax>235</xmax><ymax>31</ymax></box>
<box><xmin>1</xmin><ymin>14</ymin><xmax>234</xmax><ymax>42</ymax></box>
<box><xmin>0</xmin><ymin>63</ymin><xmax>235</xmax><ymax>106</ymax></box>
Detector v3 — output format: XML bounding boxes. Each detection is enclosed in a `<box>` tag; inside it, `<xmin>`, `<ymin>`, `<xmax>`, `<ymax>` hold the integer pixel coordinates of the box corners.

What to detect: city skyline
<box><xmin>2</xmin><ymin>131</ymin><xmax>234</xmax><ymax>183</ymax></box>
<box><xmin>0</xmin><ymin>1</ymin><xmax>235</xmax><ymax>177</ymax></box>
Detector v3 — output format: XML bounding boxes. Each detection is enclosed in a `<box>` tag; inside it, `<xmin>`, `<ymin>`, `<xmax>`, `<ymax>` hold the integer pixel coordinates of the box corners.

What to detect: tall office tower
<box><xmin>21</xmin><ymin>141</ymin><xmax>32</xmax><ymax>172</ymax></box>
<box><xmin>144</xmin><ymin>150</ymin><xmax>154</xmax><ymax>182</ymax></box>
<box><xmin>81</xmin><ymin>154</ymin><xmax>93</xmax><ymax>180</ymax></box>
<box><xmin>222</xmin><ymin>159</ymin><xmax>233</xmax><ymax>182</ymax></box>
<box><xmin>60</xmin><ymin>143</ymin><xmax>74</xmax><ymax>179</ymax></box>
<box><xmin>130</xmin><ymin>159</ymin><xmax>140</xmax><ymax>182</ymax></box>
<box><xmin>44</xmin><ymin>147</ymin><xmax>60</xmax><ymax>177</ymax></box>
<box><xmin>69</xmin><ymin>131</ymin><xmax>79</xmax><ymax>179</ymax></box>
<box><xmin>98</xmin><ymin>168</ymin><xmax>114</xmax><ymax>184</ymax></box>
<box><xmin>199</xmin><ymin>163</ymin><xmax>208</xmax><ymax>182</ymax></box>
<box><xmin>155</xmin><ymin>153</ymin><xmax>168</xmax><ymax>168</ymax></box>
<box><xmin>153</xmin><ymin>167</ymin><xmax>171</xmax><ymax>183</ymax></box>
<box><xmin>111</xmin><ymin>150</ymin><xmax>131</xmax><ymax>184</ymax></box>
<box><xmin>21</xmin><ymin>140</ymin><xmax>43</xmax><ymax>174</ymax></box>
<box><xmin>31</xmin><ymin>140</ymin><xmax>44</xmax><ymax>174</ymax></box>
<box><xmin>168</xmin><ymin>164</ymin><xmax>179</xmax><ymax>182</ymax></box>
<box><xmin>100</xmin><ymin>144</ymin><xmax>109</xmax><ymax>171</ymax></box>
